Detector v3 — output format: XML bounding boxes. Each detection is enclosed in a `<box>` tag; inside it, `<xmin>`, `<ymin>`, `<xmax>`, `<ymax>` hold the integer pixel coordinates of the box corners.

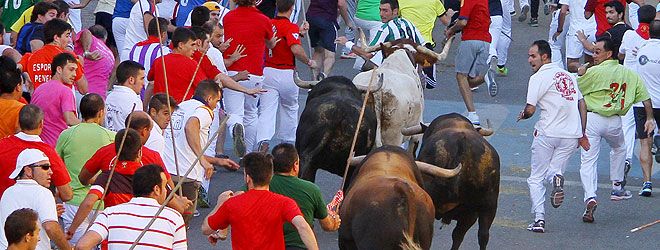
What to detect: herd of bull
<box><xmin>290</xmin><ymin>39</ymin><xmax>501</xmax><ymax>250</ymax></box>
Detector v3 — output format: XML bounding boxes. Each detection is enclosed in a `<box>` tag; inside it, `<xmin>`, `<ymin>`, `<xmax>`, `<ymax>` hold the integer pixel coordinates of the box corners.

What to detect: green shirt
<box><xmin>56</xmin><ymin>123</ymin><xmax>115</xmax><ymax>206</ymax></box>
<box><xmin>399</xmin><ymin>0</ymin><xmax>446</xmax><ymax>46</ymax></box>
<box><xmin>356</xmin><ymin>0</ymin><xmax>380</xmax><ymax>21</ymax></box>
<box><xmin>578</xmin><ymin>60</ymin><xmax>650</xmax><ymax>116</ymax></box>
<box><xmin>370</xmin><ymin>17</ymin><xmax>424</xmax><ymax>46</ymax></box>
<box><xmin>1</xmin><ymin>0</ymin><xmax>36</xmax><ymax>32</ymax></box>
<box><xmin>269</xmin><ymin>174</ymin><xmax>328</xmax><ymax>249</ymax></box>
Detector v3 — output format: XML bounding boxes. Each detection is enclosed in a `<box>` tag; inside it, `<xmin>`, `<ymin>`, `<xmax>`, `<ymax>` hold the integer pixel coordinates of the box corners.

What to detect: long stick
<box><xmin>630</xmin><ymin>219</ymin><xmax>659</xmax><ymax>233</ymax></box>
<box><xmin>339</xmin><ymin>68</ymin><xmax>379</xmax><ymax>192</ymax></box>
<box><xmin>128</xmin><ymin>115</ymin><xmax>229</xmax><ymax>250</ymax></box>
<box><xmin>85</xmin><ymin>104</ymin><xmax>137</xmax><ymax>230</ymax></box>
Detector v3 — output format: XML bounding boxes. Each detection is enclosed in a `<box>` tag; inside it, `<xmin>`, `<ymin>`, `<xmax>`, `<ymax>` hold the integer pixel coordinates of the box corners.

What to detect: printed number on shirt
<box><xmin>181</xmin><ymin>0</ymin><xmax>188</xmax><ymax>6</ymax></box>
<box><xmin>554</xmin><ymin>72</ymin><xmax>577</xmax><ymax>101</ymax></box>
<box><xmin>171</xmin><ymin>112</ymin><xmax>185</xmax><ymax>131</ymax></box>
<box><xmin>5</xmin><ymin>0</ymin><xmax>21</xmax><ymax>9</ymax></box>
<box><xmin>605</xmin><ymin>82</ymin><xmax>627</xmax><ymax>109</ymax></box>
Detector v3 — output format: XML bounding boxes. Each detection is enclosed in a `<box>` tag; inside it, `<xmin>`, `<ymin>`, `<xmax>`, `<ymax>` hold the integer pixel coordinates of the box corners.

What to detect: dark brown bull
<box><xmin>339</xmin><ymin>146</ymin><xmax>462</xmax><ymax>250</ymax></box>
<box><xmin>404</xmin><ymin>113</ymin><xmax>500</xmax><ymax>250</ymax></box>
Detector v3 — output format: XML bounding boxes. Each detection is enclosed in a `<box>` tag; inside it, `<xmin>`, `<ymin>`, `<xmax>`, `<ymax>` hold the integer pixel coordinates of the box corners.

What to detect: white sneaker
<box><xmin>467</xmin><ymin>113</ymin><xmax>480</xmax><ymax>126</ymax></box>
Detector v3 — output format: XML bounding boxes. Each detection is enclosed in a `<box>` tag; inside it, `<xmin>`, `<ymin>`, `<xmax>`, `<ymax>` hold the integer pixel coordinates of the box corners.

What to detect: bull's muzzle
<box><xmin>294</xmin><ymin>72</ymin><xmax>320</xmax><ymax>89</ymax></box>
<box><xmin>416</xmin><ymin>162</ymin><xmax>462</xmax><ymax>178</ymax></box>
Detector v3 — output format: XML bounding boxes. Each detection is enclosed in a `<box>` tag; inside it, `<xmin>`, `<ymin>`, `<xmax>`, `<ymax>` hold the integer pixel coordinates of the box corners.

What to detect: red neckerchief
<box><xmin>637</xmin><ymin>23</ymin><xmax>650</xmax><ymax>40</ymax></box>
<box><xmin>135</xmin><ymin>36</ymin><xmax>162</xmax><ymax>47</ymax></box>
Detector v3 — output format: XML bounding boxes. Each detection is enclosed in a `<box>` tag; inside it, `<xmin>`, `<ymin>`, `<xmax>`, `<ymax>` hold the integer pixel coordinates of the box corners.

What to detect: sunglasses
<box><xmin>29</xmin><ymin>164</ymin><xmax>51</xmax><ymax>171</ymax></box>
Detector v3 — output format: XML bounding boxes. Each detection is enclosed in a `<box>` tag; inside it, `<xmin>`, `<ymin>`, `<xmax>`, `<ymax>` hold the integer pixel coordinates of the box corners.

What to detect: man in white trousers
<box><xmin>518</xmin><ymin>40</ymin><xmax>589</xmax><ymax>233</ymax></box>
<box><xmin>495</xmin><ymin>0</ymin><xmax>513</xmax><ymax>75</ymax></box>
<box><xmin>256</xmin><ymin>0</ymin><xmax>317</xmax><ymax>152</ymax></box>
<box><xmin>558</xmin><ymin>0</ymin><xmax>597</xmax><ymax>73</ymax></box>
<box><xmin>486</xmin><ymin>0</ymin><xmax>504</xmax><ymax>96</ymax></box>
<box><xmin>576</xmin><ymin>37</ymin><xmax>654</xmax><ymax>223</ymax></box>
<box><xmin>549</xmin><ymin>0</ymin><xmax>569</xmax><ymax>69</ymax></box>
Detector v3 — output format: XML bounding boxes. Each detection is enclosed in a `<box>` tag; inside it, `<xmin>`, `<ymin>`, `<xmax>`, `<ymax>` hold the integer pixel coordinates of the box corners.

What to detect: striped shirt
<box><xmin>89</xmin><ymin>197</ymin><xmax>187</xmax><ymax>250</ymax></box>
<box><xmin>369</xmin><ymin>17</ymin><xmax>425</xmax><ymax>46</ymax></box>
<box><xmin>129</xmin><ymin>41</ymin><xmax>171</xmax><ymax>87</ymax></box>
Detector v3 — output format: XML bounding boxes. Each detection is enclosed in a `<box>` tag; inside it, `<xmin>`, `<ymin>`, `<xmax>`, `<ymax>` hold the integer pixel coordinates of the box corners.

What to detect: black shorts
<box><xmin>308</xmin><ymin>15</ymin><xmax>337</xmax><ymax>52</ymax></box>
<box><xmin>95</xmin><ymin>12</ymin><xmax>115</xmax><ymax>48</ymax></box>
<box><xmin>633</xmin><ymin>107</ymin><xmax>660</xmax><ymax>139</ymax></box>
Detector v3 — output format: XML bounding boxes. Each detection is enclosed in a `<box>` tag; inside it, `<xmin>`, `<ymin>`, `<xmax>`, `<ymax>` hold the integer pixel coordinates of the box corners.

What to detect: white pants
<box><xmin>256</xmin><ymin>67</ymin><xmax>299</xmax><ymax>145</ymax></box>
<box><xmin>629</xmin><ymin>3</ymin><xmax>640</xmax><ymax>30</ymax></box>
<box><xmin>224</xmin><ymin>71</ymin><xmax>263</xmax><ymax>153</ymax></box>
<box><xmin>528</xmin><ymin>134</ymin><xmax>578</xmax><ymax>218</ymax></box>
<box><xmin>488</xmin><ymin>16</ymin><xmax>503</xmax><ymax>61</ymax></box>
<box><xmin>566</xmin><ymin>29</ymin><xmax>596</xmax><ymax>59</ymax></box>
<box><xmin>61</xmin><ymin>203</ymin><xmax>94</xmax><ymax>245</ymax></box>
<box><xmin>112</xmin><ymin>17</ymin><xmax>129</xmax><ymax>55</ymax></box>
<box><xmin>497</xmin><ymin>8</ymin><xmax>513</xmax><ymax>66</ymax></box>
<box><xmin>622</xmin><ymin>107</ymin><xmax>636</xmax><ymax>160</ymax></box>
<box><xmin>580</xmin><ymin>112</ymin><xmax>626</xmax><ymax>201</ymax></box>
<box><xmin>548</xmin><ymin>10</ymin><xmax>568</xmax><ymax>69</ymax></box>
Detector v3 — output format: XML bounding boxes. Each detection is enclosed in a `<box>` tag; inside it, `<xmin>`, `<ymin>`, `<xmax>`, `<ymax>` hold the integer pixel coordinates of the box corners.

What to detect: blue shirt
<box><xmin>113</xmin><ymin>0</ymin><xmax>135</xmax><ymax>18</ymax></box>
<box><xmin>175</xmin><ymin>0</ymin><xmax>205</xmax><ymax>26</ymax></box>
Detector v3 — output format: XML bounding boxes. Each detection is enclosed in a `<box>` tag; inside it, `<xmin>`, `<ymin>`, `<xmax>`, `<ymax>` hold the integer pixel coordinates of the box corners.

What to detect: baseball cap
<box><xmin>9</xmin><ymin>149</ymin><xmax>49</xmax><ymax>179</ymax></box>
<box><xmin>202</xmin><ymin>1</ymin><xmax>222</xmax><ymax>11</ymax></box>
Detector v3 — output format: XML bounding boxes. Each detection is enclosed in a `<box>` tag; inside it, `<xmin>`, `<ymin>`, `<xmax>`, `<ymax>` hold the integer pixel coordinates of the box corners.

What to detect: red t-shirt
<box><xmin>148</xmin><ymin>53</ymin><xmax>207</xmax><ymax>103</ymax></box>
<box><xmin>207</xmin><ymin>190</ymin><xmax>302</xmax><ymax>250</ymax></box>
<box><xmin>87</xmin><ymin>161</ymin><xmax>142</xmax><ymax>207</ymax></box>
<box><xmin>83</xmin><ymin>143</ymin><xmax>171</xmax><ymax>180</ymax></box>
<box><xmin>224</xmin><ymin>6</ymin><xmax>274</xmax><ymax>75</ymax></box>
<box><xmin>19</xmin><ymin>44</ymin><xmax>84</xmax><ymax>89</ymax></box>
<box><xmin>265</xmin><ymin>17</ymin><xmax>301</xmax><ymax>70</ymax></box>
<box><xmin>192</xmin><ymin>51</ymin><xmax>221</xmax><ymax>79</ymax></box>
<box><xmin>458</xmin><ymin>0</ymin><xmax>491</xmax><ymax>42</ymax></box>
<box><xmin>585</xmin><ymin>0</ymin><xmax>628</xmax><ymax>37</ymax></box>
<box><xmin>0</xmin><ymin>135</ymin><xmax>71</xmax><ymax>198</ymax></box>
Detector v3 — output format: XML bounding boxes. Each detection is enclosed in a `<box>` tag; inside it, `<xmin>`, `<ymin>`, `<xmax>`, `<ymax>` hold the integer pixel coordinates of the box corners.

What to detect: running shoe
<box><xmin>232</xmin><ymin>124</ymin><xmax>246</xmax><ymax>157</ymax></box>
<box><xmin>317</xmin><ymin>72</ymin><xmax>327</xmax><ymax>80</ymax></box>
<box><xmin>582</xmin><ymin>198</ymin><xmax>597</xmax><ymax>223</ymax></box>
<box><xmin>510</xmin><ymin>11</ymin><xmax>517</xmax><ymax>17</ymax></box>
<box><xmin>193</xmin><ymin>210</ymin><xmax>200</xmax><ymax>217</ymax></box>
<box><xmin>639</xmin><ymin>182</ymin><xmax>652</xmax><ymax>197</ymax></box>
<box><xmin>257</xmin><ymin>140</ymin><xmax>270</xmax><ymax>154</ymax></box>
<box><xmin>497</xmin><ymin>66</ymin><xmax>508</xmax><ymax>76</ymax></box>
<box><xmin>544</xmin><ymin>0</ymin><xmax>551</xmax><ymax>15</ymax></box>
<box><xmin>467</xmin><ymin>113</ymin><xmax>481</xmax><ymax>126</ymax></box>
<box><xmin>519</xmin><ymin>5</ymin><xmax>529</xmax><ymax>22</ymax></box>
<box><xmin>341</xmin><ymin>52</ymin><xmax>357</xmax><ymax>59</ymax></box>
<box><xmin>622</xmin><ymin>159</ymin><xmax>631</xmax><ymax>188</ymax></box>
<box><xmin>470</xmin><ymin>86</ymin><xmax>479</xmax><ymax>91</ymax></box>
<box><xmin>527</xmin><ymin>220</ymin><xmax>545</xmax><ymax>233</ymax></box>
<box><xmin>610</xmin><ymin>188</ymin><xmax>633</xmax><ymax>201</ymax></box>
<box><xmin>529</xmin><ymin>18</ymin><xmax>539</xmax><ymax>27</ymax></box>
<box><xmin>550</xmin><ymin>174</ymin><xmax>565</xmax><ymax>208</ymax></box>
<box><xmin>486</xmin><ymin>57</ymin><xmax>498</xmax><ymax>97</ymax></box>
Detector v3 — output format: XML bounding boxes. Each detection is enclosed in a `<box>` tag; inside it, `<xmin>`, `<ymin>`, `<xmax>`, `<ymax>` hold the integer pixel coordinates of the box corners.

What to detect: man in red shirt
<box><xmin>445</xmin><ymin>0</ymin><xmax>491</xmax><ymax>127</ymax></box>
<box><xmin>223</xmin><ymin>0</ymin><xmax>278</xmax><ymax>157</ymax></box>
<box><xmin>0</xmin><ymin>104</ymin><xmax>72</xmax><ymax>201</ymax></box>
<box><xmin>255</xmin><ymin>0</ymin><xmax>316</xmax><ymax>152</ymax></box>
<box><xmin>19</xmin><ymin>19</ymin><xmax>87</xmax><ymax>94</ymax></box>
<box><xmin>202</xmin><ymin>152</ymin><xmax>319</xmax><ymax>249</ymax></box>
<box><xmin>145</xmin><ymin>27</ymin><xmax>262</xmax><ymax>104</ymax></box>
<box><xmin>585</xmin><ymin>0</ymin><xmax>644</xmax><ymax>37</ymax></box>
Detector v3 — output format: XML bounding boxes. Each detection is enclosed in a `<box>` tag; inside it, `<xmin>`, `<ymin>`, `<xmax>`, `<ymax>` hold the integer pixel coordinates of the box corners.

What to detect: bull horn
<box><xmin>358</xmin><ymin>27</ymin><xmax>368</xmax><ymax>48</ymax></box>
<box><xmin>402</xmin><ymin>125</ymin><xmax>423</xmax><ymax>136</ymax></box>
<box><xmin>349</xmin><ymin>155</ymin><xmax>367</xmax><ymax>166</ymax></box>
<box><xmin>364</xmin><ymin>41</ymin><xmax>393</xmax><ymax>53</ymax></box>
<box><xmin>416</xmin><ymin>162</ymin><xmax>462</xmax><ymax>178</ymax></box>
<box><xmin>414</xmin><ymin>36</ymin><xmax>454</xmax><ymax>62</ymax></box>
<box><xmin>294</xmin><ymin>72</ymin><xmax>319</xmax><ymax>89</ymax></box>
<box><xmin>355</xmin><ymin>73</ymin><xmax>384</xmax><ymax>92</ymax></box>
<box><xmin>476</xmin><ymin>119</ymin><xmax>494</xmax><ymax>136</ymax></box>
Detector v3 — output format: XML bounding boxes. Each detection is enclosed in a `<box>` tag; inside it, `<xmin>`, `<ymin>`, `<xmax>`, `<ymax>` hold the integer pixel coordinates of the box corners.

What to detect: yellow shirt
<box><xmin>10</xmin><ymin>6</ymin><xmax>33</xmax><ymax>33</ymax></box>
<box><xmin>398</xmin><ymin>0</ymin><xmax>446</xmax><ymax>46</ymax></box>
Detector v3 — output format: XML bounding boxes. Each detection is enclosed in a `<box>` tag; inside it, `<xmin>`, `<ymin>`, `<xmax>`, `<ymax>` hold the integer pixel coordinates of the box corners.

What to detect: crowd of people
<box><xmin>0</xmin><ymin>0</ymin><xmax>657</xmax><ymax>249</ymax></box>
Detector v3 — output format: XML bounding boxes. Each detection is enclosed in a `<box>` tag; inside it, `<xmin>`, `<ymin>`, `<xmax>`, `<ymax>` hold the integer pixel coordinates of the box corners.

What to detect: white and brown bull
<box><xmin>339</xmin><ymin>145</ymin><xmax>462</xmax><ymax>250</ymax></box>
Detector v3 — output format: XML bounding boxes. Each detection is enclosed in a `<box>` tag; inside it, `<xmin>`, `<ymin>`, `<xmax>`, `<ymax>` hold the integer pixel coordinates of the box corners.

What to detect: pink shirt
<box><xmin>31</xmin><ymin>80</ymin><xmax>77</xmax><ymax>147</ymax></box>
<box><xmin>74</xmin><ymin>30</ymin><xmax>115</xmax><ymax>99</ymax></box>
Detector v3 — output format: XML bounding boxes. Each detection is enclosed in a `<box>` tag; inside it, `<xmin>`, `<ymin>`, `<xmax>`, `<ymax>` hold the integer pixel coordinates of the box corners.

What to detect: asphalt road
<box><xmin>78</xmin><ymin>2</ymin><xmax>659</xmax><ymax>249</ymax></box>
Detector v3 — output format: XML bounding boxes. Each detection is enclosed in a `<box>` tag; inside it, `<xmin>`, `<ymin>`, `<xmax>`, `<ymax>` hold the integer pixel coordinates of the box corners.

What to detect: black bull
<box><xmin>416</xmin><ymin>113</ymin><xmax>500</xmax><ymax>250</ymax></box>
<box><xmin>295</xmin><ymin>76</ymin><xmax>377</xmax><ymax>184</ymax></box>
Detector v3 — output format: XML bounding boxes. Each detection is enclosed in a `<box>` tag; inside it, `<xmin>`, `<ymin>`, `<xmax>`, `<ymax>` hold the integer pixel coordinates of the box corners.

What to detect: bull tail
<box><xmin>392</xmin><ymin>179</ymin><xmax>418</xmax><ymax>246</ymax></box>
<box><xmin>400</xmin><ymin>232</ymin><xmax>422</xmax><ymax>250</ymax></box>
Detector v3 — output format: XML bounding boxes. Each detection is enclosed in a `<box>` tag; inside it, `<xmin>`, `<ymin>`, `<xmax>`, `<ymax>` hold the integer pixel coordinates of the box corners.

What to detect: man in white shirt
<box><xmin>145</xmin><ymin>93</ymin><xmax>178</xmax><ymax>156</ymax></box>
<box><xmin>105</xmin><ymin>61</ymin><xmax>145</xmax><ymax>132</ymax></box>
<box><xmin>121</xmin><ymin>0</ymin><xmax>161</xmax><ymax>61</ymax></box>
<box><xmin>617</xmin><ymin>4</ymin><xmax>655</xmax><ymax>186</ymax></box>
<box><xmin>518</xmin><ymin>40</ymin><xmax>589</xmax><ymax>233</ymax></box>
<box><xmin>0</xmin><ymin>149</ymin><xmax>71</xmax><ymax>250</ymax></box>
<box><xmin>163</xmin><ymin>80</ymin><xmax>239</xmax><ymax>224</ymax></box>
<box><xmin>630</xmin><ymin>20</ymin><xmax>660</xmax><ymax>197</ymax></box>
<box><xmin>558</xmin><ymin>0</ymin><xmax>597</xmax><ymax>72</ymax></box>
<box><xmin>75</xmin><ymin>165</ymin><xmax>187</xmax><ymax>250</ymax></box>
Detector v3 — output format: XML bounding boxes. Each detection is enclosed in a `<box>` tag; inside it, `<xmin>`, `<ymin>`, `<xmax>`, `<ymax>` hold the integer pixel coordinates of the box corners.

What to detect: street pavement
<box><xmin>79</xmin><ymin>2</ymin><xmax>659</xmax><ymax>249</ymax></box>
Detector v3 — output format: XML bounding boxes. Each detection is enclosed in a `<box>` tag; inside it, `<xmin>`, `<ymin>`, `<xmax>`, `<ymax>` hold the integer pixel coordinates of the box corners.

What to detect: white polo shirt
<box><xmin>526</xmin><ymin>62</ymin><xmax>583</xmax><ymax>139</ymax></box>
<box><xmin>206</xmin><ymin>46</ymin><xmax>228</xmax><ymax>74</ymax></box>
<box><xmin>163</xmin><ymin>99</ymin><xmax>214</xmax><ymax>182</ymax></box>
<box><xmin>88</xmin><ymin>197</ymin><xmax>187</xmax><ymax>250</ymax></box>
<box><xmin>122</xmin><ymin>0</ymin><xmax>160</xmax><ymax>60</ymax></box>
<box><xmin>620</xmin><ymin>30</ymin><xmax>647</xmax><ymax>70</ymax></box>
<box><xmin>0</xmin><ymin>180</ymin><xmax>58</xmax><ymax>250</ymax></box>
<box><xmin>635</xmin><ymin>39</ymin><xmax>660</xmax><ymax>108</ymax></box>
<box><xmin>559</xmin><ymin>0</ymin><xmax>597</xmax><ymax>35</ymax></box>
<box><xmin>105</xmin><ymin>85</ymin><xmax>144</xmax><ymax>132</ymax></box>
<box><xmin>145</xmin><ymin>118</ymin><xmax>165</xmax><ymax>156</ymax></box>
